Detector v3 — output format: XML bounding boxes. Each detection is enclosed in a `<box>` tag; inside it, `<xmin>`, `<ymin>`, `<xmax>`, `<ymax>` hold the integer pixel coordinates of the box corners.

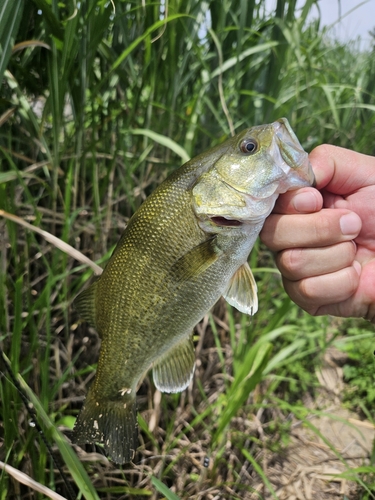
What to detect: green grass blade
<box><xmin>129</xmin><ymin>129</ymin><xmax>190</xmax><ymax>163</ymax></box>
<box><xmin>242</xmin><ymin>448</ymin><xmax>278</xmax><ymax>499</ymax></box>
<box><xmin>263</xmin><ymin>338</ymin><xmax>306</xmax><ymax>374</ymax></box>
<box><xmin>111</xmin><ymin>14</ymin><xmax>190</xmax><ymax>70</ymax></box>
<box><xmin>0</xmin><ymin>0</ymin><xmax>23</xmax><ymax>81</ymax></box>
<box><xmin>321</xmin><ymin>84</ymin><xmax>341</xmax><ymax>128</ymax></box>
<box><xmin>212</xmin><ymin>341</ymin><xmax>272</xmax><ymax>444</ymax></box>
<box><xmin>210</xmin><ymin>41</ymin><xmax>279</xmax><ymax>78</ymax></box>
<box><xmin>151</xmin><ymin>476</ymin><xmax>181</xmax><ymax>500</ymax></box>
<box><xmin>30</xmin><ymin>0</ymin><xmax>63</xmax><ymax>39</ymax></box>
<box><xmin>15</xmin><ymin>370</ymin><xmax>100</xmax><ymax>500</ymax></box>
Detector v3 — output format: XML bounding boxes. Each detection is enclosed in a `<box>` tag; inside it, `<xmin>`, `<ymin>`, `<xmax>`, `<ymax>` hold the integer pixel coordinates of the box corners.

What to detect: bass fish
<box><xmin>73</xmin><ymin>118</ymin><xmax>314</xmax><ymax>463</ymax></box>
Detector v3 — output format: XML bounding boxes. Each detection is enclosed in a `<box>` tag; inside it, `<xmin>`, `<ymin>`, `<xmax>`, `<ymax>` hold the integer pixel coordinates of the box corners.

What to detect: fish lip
<box><xmin>274</xmin><ymin>118</ymin><xmax>302</xmax><ymax>145</ymax></box>
<box><xmin>273</xmin><ymin>118</ymin><xmax>306</xmax><ymax>164</ymax></box>
<box><xmin>273</xmin><ymin>118</ymin><xmax>316</xmax><ymax>186</ymax></box>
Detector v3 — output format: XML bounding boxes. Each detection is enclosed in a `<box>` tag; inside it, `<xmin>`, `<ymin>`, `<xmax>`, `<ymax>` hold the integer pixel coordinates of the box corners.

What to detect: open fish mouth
<box><xmin>210</xmin><ymin>216</ymin><xmax>243</xmax><ymax>227</ymax></box>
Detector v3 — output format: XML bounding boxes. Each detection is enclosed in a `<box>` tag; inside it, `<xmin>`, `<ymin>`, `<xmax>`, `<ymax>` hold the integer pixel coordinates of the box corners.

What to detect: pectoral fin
<box><xmin>223</xmin><ymin>262</ymin><xmax>258</xmax><ymax>315</ymax></box>
<box><xmin>153</xmin><ymin>334</ymin><xmax>196</xmax><ymax>393</ymax></box>
<box><xmin>170</xmin><ymin>236</ymin><xmax>220</xmax><ymax>282</ymax></box>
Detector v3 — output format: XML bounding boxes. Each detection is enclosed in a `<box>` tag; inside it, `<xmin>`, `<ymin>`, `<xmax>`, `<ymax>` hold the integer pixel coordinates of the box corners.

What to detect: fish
<box><xmin>72</xmin><ymin>117</ymin><xmax>315</xmax><ymax>463</ymax></box>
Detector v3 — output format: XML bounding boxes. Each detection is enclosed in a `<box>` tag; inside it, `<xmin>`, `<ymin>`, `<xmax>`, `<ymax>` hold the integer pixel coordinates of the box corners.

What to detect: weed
<box><xmin>1</xmin><ymin>1</ymin><xmax>375</xmax><ymax>498</ymax></box>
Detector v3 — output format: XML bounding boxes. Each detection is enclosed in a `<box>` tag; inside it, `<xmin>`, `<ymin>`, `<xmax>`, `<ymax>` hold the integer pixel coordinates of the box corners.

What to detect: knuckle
<box><xmin>343</xmin><ymin>240</ymin><xmax>356</xmax><ymax>264</ymax></box>
<box><xmin>278</xmin><ymin>248</ymin><xmax>304</xmax><ymax>277</ymax></box>
<box><xmin>296</xmin><ymin>277</ymin><xmax>317</xmax><ymax>302</ymax></box>
<box><xmin>344</xmin><ymin>266</ymin><xmax>360</xmax><ymax>296</ymax></box>
<box><xmin>260</xmin><ymin>216</ymin><xmax>278</xmax><ymax>247</ymax></box>
<box><xmin>313</xmin><ymin>212</ymin><xmax>332</xmax><ymax>240</ymax></box>
<box><xmin>282</xmin><ymin>276</ymin><xmax>312</xmax><ymax>307</ymax></box>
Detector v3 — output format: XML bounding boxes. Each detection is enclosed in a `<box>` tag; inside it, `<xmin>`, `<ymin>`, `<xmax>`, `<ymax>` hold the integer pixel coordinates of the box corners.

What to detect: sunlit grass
<box><xmin>1</xmin><ymin>0</ymin><xmax>375</xmax><ymax>498</ymax></box>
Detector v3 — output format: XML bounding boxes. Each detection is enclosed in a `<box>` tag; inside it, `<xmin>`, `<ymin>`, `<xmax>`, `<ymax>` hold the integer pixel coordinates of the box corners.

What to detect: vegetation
<box><xmin>1</xmin><ymin>0</ymin><xmax>375</xmax><ymax>498</ymax></box>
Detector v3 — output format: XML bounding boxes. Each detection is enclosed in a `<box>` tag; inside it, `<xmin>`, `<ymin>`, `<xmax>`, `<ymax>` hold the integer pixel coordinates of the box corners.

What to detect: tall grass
<box><xmin>1</xmin><ymin>0</ymin><xmax>375</xmax><ymax>498</ymax></box>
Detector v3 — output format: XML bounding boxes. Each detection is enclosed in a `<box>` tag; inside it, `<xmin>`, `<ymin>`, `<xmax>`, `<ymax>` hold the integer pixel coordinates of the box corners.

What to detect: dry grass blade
<box><xmin>0</xmin><ymin>461</ymin><xmax>68</xmax><ymax>500</ymax></box>
<box><xmin>0</xmin><ymin>107</ymin><xmax>16</xmax><ymax>127</ymax></box>
<box><xmin>12</xmin><ymin>40</ymin><xmax>51</xmax><ymax>53</ymax></box>
<box><xmin>0</xmin><ymin>210</ymin><xmax>103</xmax><ymax>275</ymax></box>
<box><xmin>2</xmin><ymin>1</ymin><xmax>375</xmax><ymax>498</ymax></box>
<box><xmin>209</xmin><ymin>28</ymin><xmax>235</xmax><ymax>136</ymax></box>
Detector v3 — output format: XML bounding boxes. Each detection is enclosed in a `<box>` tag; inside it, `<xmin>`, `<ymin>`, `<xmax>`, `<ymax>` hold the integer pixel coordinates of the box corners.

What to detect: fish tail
<box><xmin>73</xmin><ymin>388</ymin><xmax>138</xmax><ymax>464</ymax></box>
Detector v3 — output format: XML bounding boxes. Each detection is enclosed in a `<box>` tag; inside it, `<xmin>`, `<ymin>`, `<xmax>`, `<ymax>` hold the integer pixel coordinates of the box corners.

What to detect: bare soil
<box><xmin>250</xmin><ymin>348</ymin><xmax>375</xmax><ymax>500</ymax></box>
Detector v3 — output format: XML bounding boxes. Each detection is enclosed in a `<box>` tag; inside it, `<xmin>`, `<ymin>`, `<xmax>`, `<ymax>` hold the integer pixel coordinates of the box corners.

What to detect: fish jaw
<box><xmin>272</xmin><ymin>117</ymin><xmax>315</xmax><ymax>190</ymax></box>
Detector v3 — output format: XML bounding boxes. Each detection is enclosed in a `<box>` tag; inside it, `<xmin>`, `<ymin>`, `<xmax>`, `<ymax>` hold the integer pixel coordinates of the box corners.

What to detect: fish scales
<box><xmin>94</xmin><ymin>178</ymin><xmax>202</xmax><ymax>381</ymax></box>
<box><xmin>73</xmin><ymin>118</ymin><xmax>315</xmax><ymax>463</ymax></box>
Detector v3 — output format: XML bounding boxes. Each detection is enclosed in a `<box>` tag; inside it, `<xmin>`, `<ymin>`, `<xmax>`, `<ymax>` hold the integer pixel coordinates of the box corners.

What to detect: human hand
<box><xmin>260</xmin><ymin>145</ymin><xmax>375</xmax><ymax>323</ymax></box>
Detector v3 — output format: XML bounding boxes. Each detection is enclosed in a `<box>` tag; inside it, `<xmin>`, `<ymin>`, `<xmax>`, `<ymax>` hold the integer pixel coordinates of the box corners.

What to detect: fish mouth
<box><xmin>273</xmin><ymin>118</ymin><xmax>315</xmax><ymax>186</ymax></box>
<box><xmin>273</xmin><ymin>118</ymin><xmax>306</xmax><ymax>168</ymax></box>
<box><xmin>210</xmin><ymin>216</ymin><xmax>243</xmax><ymax>227</ymax></box>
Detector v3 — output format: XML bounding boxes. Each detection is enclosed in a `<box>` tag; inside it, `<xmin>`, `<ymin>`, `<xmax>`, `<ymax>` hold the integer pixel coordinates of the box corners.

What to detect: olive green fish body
<box><xmin>73</xmin><ymin>118</ymin><xmax>315</xmax><ymax>463</ymax></box>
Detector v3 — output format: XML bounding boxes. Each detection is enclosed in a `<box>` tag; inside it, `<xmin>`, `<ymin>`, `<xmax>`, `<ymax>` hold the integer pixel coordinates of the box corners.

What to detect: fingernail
<box><xmin>340</xmin><ymin>213</ymin><xmax>361</xmax><ymax>236</ymax></box>
<box><xmin>292</xmin><ymin>191</ymin><xmax>318</xmax><ymax>212</ymax></box>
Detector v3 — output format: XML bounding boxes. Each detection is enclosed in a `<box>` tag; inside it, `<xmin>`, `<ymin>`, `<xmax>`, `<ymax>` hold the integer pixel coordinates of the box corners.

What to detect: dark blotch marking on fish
<box><xmin>211</xmin><ymin>216</ymin><xmax>243</xmax><ymax>227</ymax></box>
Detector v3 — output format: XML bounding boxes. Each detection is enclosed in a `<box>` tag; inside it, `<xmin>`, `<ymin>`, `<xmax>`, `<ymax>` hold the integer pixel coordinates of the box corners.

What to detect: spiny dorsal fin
<box><xmin>153</xmin><ymin>334</ymin><xmax>196</xmax><ymax>393</ymax></box>
<box><xmin>170</xmin><ymin>236</ymin><xmax>219</xmax><ymax>283</ymax></box>
<box><xmin>73</xmin><ymin>279</ymin><xmax>99</xmax><ymax>328</ymax></box>
<box><xmin>223</xmin><ymin>261</ymin><xmax>258</xmax><ymax>315</ymax></box>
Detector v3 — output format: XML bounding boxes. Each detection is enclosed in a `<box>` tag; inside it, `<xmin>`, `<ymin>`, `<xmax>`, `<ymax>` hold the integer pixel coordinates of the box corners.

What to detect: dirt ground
<box><xmin>250</xmin><ymin>348</ymin><xmax>375</xmax><ymax>500</ymax></box>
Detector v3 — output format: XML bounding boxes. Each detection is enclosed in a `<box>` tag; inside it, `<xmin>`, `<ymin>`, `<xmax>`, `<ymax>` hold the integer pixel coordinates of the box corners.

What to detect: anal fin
<box><xmin>223</xmin><ymin>261</ymin><xmax>258</xmax><ymax>315</ymax></box>
<box><xmin>153</xmin><ymin>334</ymin><xmax>196</xmax><ymax>393</ymax></box>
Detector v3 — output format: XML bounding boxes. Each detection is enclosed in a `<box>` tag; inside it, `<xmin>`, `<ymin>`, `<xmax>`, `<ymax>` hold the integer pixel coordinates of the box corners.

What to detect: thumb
<box><xmin>309</xmin><ymin>145</ymin><xmax>375</xmax><ymax>194</ymax></box>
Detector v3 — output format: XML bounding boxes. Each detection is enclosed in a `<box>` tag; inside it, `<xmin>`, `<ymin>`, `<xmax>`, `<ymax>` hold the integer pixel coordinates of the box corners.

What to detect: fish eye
<box><xmin>239</xmin><ymin>138</ymin><xmax>258</xmax><ymax>154</ymax></box>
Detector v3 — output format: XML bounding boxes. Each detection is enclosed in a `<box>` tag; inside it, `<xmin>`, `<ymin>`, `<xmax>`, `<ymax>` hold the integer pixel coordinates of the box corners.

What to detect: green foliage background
<box><xmin>1</xmin><ymin>0</ymin><xmax>375</xmax><ymax>498</ymax></box>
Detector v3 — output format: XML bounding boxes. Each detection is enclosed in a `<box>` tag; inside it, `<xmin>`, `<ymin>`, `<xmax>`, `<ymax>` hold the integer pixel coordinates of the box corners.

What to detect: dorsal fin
<box><xmin>73</xmin><ymin>279</ymin><xmax>99</xmax><ymax>328</ymax></box>
<box><xmin>223</xmin><ymin>262</ymin><xmax>258</xmax><ymax>315</ymax></box>
<box><xmin>153</xmin><ymin>334</ymin><xmax>196</xmax><ymax>393</ymax></box>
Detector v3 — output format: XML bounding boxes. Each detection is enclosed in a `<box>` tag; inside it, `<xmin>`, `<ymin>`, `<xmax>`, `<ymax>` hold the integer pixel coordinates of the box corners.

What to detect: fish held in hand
<box><xmin>72</xmin><ymin>118</ymin><xmax>314</xmax><ymax>463</ymax></box>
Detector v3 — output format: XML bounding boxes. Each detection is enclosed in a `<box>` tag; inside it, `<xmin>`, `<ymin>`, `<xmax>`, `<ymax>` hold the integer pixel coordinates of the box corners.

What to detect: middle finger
<box><xmin>276</xmin><ymin>241</ymin><xmax>357</xmax><ymax>280</ymax></box>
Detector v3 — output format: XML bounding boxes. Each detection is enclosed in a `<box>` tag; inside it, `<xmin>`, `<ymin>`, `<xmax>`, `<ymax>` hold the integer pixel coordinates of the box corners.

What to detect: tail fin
<box><xmin>73</xmin><ymin>388</ymin><xmax>138</xmax><ymax>464</ymax></box>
